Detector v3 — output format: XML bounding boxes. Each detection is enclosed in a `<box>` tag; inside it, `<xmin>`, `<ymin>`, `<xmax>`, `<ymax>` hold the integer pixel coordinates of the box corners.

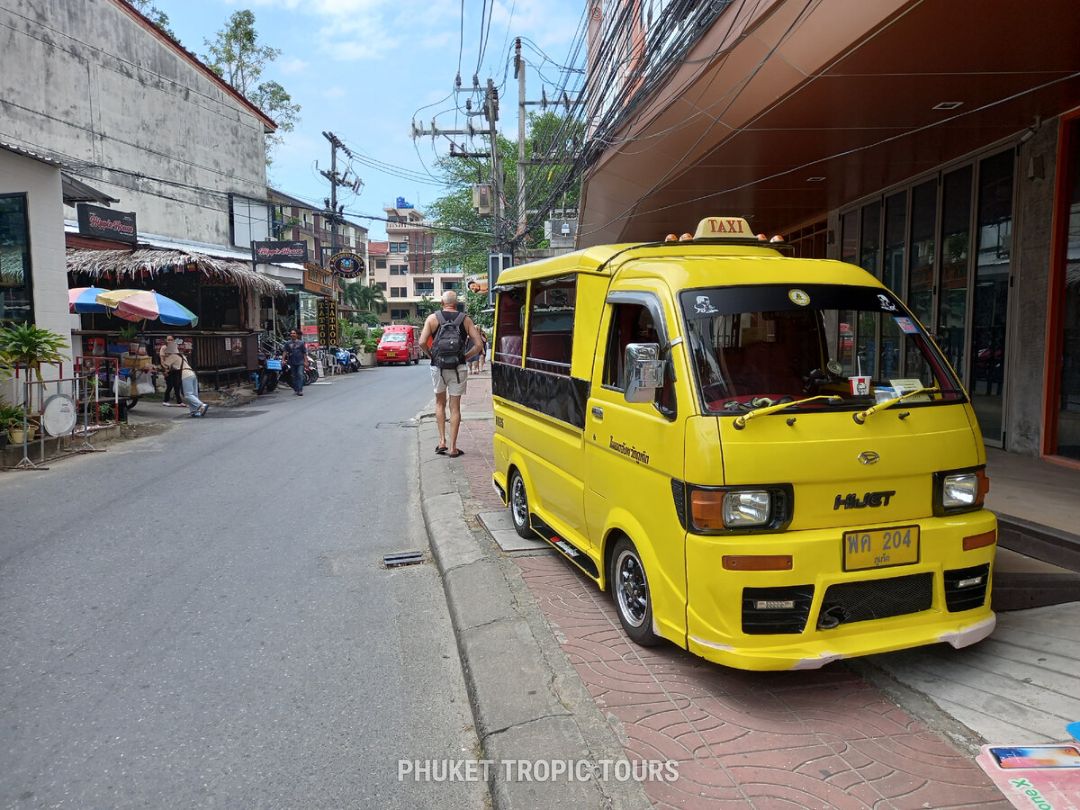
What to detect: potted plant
<box><xmin>1</xmin><ymin>402</ymin><xmax>31</xmax><ymax>444</ymax></box>
<box><xmin>0</xmin><ymin>323</ymin><xmax>69</xmax><ymax>382</ymax></box>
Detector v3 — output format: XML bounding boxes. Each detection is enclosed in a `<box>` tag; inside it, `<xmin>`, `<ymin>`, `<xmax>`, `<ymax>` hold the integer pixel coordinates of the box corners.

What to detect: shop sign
<box><xmin>317</xmin><ymin>298</ymin><xmax>339</xmax><ymax>346</ymax></box>
<box><xmin>303</xmin><ymin>262</ymin><xmax>335</xmax><ymax>296</ymax></box>
<box><xmin>77</xmin><ymin>203</ymin><xmax>137</xmax><ymax>244</ymax></box>
<box><xmin>327</xmin><ymin>251</ymin><xmax>366</xmax><ymax>278</ymax></box>
<box><xmin>252</xmin><ymin>240</ymin><xmax>309</xmax><ymax>265</ymax></box>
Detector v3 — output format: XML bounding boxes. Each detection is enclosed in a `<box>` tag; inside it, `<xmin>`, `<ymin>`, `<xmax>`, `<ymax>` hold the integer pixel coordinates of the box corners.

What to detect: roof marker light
<box><xmin>757</xmin><ymin>233</ymin><xmax>768</xmax><ymax>241</ymax></box>
<box><xmin>664</xmin><ymin>233</ymin><xmax>678</xmax><ymax>242</ymax></box>
<box><xmin>770</xmin><ymin>235</ymin><xmax>785</xmax><ymax>243</ymax></box>
<box><xmin>679</xmin><ymin>232</ymin><xmax>693</xmax><ymax>241</ymax></box>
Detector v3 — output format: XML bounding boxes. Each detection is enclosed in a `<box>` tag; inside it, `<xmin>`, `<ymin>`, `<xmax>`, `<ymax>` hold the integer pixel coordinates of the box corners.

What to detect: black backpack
<box><xmin>431</xmin><ymin>310</ymin><xmax>467</xmax><ymax>369</ymax></box>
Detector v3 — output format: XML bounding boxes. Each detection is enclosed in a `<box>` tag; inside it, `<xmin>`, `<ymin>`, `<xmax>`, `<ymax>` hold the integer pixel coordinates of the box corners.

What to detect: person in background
<box><xmin>158</xmin><ymin>336</ymin><xmax>184</xmax><ymax>407</ymax></box>
<box><xmin>479</xmin><ymin>328</ymin><xmax>489</xmax><ymax>373</ymax></box>
<box><xmin>177</xmin><ymin>344</ymin><xmax>208</xmax><ymax>417</ymax></box>
<box><xmin>468</xmin><ymin>326</ymin><xmax>483</xmax><ymax>374</ymax></box>
<box><xmin>283</xmin><ymin>329</ymin><xmax>307</xmax><ymax>396</ymax></box>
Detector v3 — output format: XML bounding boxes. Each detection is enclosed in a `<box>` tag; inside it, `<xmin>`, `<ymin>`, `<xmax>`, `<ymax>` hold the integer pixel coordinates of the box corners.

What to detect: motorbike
<box><xmin>333</xmin><ymin>346</ymin><xmax>360</xmax><ymax>372</ymax></box>
<box><xmin>304</xmin><ymin>354</ymin><xmax>319</xmax><ymax>386</ymax></box>
<box><xmin>252</xmin><ymin>351</ymin><xmax>281</xmax><ymax>394</ymax></box>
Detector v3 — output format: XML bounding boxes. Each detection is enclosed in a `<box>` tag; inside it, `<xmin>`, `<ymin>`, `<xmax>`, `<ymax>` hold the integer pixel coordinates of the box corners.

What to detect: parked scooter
<box><xmin>252</xmin><ymin>351</ymin><xmax>281</xmax><ymax>394</ymax></box>
<box><xmin>332</xmin><ymin>345</ymin><xmax>360</xmax><ymax>372</ymax></box>
<box><xmin>304</xmin><ymin>354</ymin><xmax>319</xmax><ymax>386</ymax></box>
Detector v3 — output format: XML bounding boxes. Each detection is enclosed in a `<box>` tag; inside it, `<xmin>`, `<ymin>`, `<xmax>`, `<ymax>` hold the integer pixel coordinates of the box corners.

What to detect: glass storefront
<box><xmin>0</xmin><ymin>193</ymin><xmax>33</xmax><ymax>324</ymax></box>
<box><xmin>1057</xmin><ymin>129</ymin><xmax>1080</xmax><ymax>460</ymax></box>
<box><xmin>840</xmin><ymin>149</ymin><xmax>1015</xmax><ymax>445</ymax></box>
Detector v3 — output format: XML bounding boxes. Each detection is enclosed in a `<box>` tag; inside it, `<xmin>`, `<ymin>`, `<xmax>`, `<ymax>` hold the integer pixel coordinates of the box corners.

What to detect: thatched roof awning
<box><xmin>67</xmin><ymin>247</ymin><xmax>286</xmax><ymax>295</ymax></box>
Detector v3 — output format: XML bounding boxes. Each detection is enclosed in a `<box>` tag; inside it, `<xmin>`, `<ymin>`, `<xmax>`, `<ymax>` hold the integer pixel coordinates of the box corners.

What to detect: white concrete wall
<box><xmin>0</xmin><ymin>0</ymin><xmax>269</xmax><ymax>246</ymax></box>
<box><xmin>0</xmin><ymin>150</ymin><xmax>70</xmax><ymax>385</ymax></box>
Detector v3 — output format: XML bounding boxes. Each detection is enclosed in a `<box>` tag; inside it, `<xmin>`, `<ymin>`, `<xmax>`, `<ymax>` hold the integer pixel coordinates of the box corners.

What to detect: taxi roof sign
<box><xmin>693</xmin><ymin>216</ymin><xmax>754</xmax><ymax>240</ymax></box>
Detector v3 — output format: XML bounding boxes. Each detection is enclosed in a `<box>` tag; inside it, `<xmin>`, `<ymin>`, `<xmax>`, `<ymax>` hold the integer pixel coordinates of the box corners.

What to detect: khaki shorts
<box><xmin>431</xmin><ymin>364</ymin><xmax>468</xmax><ymax>396</ymax></box>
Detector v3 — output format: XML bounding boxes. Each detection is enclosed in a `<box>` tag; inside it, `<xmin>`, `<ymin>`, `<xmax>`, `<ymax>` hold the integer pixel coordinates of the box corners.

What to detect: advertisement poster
<box><xmin>976</xmin><ymin>744</ymin><xmax>1080</xmax><ymax>809</ymax></box>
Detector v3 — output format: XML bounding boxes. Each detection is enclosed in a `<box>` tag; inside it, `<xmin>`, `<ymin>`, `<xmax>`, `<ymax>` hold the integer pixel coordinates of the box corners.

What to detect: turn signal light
<box><xmin>962</xmin><ymin>530</ymin><xmax>996</xmax><ymax>551</ymax></box>
<box><xmin>723</xmin><ymin>555</ymin><xmax>793</xmax><ymax>571</ymax></box>
<box><xmin>690</xmin><ymin>489</ymin><xmax>725</xmax><ymax>530</ymax></box>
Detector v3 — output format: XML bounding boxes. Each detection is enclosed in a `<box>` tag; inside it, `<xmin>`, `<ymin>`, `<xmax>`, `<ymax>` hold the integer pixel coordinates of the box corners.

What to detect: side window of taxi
<box><xmin>602</xmin><ymin>303</ymin><xmax>676</xmax><ymax>417</ymax></box>
<box><xmin>525</xmin><ymin>277</ymin><xmax>576</xmax><ymax>376</ymax></box>
<box><xmin>493</xmin><ymin>285</ymin><xmax>526</xmax><ymax>366</ymax></box>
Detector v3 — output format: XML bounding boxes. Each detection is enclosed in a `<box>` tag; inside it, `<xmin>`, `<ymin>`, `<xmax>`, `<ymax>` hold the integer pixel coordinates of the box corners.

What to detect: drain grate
<box><xmin>375</xmin><ymin>420</ymin><xmax>419</xmax><ymax>429</ymax></box>
<box><xmin>383</xmin><ymin>551</ymin><xmax>425</xmax><ymax>568</ymax></box>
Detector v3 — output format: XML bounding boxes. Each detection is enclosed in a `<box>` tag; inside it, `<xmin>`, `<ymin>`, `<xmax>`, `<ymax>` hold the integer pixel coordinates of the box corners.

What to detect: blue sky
<box><xmin>155</xmin><ymin>0</ymin><xmax>584</xmax><ymax>240</ymax></box>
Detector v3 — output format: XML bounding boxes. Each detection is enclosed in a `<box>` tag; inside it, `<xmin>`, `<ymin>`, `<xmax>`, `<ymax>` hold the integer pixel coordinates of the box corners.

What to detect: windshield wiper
<box><xmin>853</xmin><ymin>387</ymin><xmax>939</xmax><ymax>424</ymax></box>
<box><xmin>733</xmin><ymin>395</ymin><xmax>842</xmax><ymax>429</ymax></box>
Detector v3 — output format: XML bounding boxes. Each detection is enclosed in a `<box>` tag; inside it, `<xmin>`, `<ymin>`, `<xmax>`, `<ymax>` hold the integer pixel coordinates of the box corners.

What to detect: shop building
<box><xmin>0</xmin><ymin>0</ymin><xmax>283</xmax><ymax>372</ymax></box>
<box><xmin>578</xmin><ymin>0</ymin><xmax>1080</xmax><ymax>464</ymax></box>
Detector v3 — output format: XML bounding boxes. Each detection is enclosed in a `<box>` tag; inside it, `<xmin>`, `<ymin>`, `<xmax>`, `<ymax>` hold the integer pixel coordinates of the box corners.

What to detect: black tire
<box><xmin>265</xmin><ymin>372</ymin><xmax>279</xmax><ymax>393</ymax></box>
<box><xmin>508</xmin><ymin>469</ymin><xmax>533</xmax><ymax>539</ymax></box>
<box><xmin>609</xmin><ymin>537</ymin><xmax>661</xmax><ymax>647</ymax></box>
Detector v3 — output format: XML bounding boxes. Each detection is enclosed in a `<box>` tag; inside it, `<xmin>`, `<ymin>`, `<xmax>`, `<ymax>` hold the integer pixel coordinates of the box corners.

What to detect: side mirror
<box><xmin>623</xmin><ymin>343</ymin><xmax>664</xmax><ymax>403</ymax></box>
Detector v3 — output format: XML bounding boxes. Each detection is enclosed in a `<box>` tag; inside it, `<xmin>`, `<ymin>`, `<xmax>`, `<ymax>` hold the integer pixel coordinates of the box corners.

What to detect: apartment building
<box><xmin>368</xmin><ymin>201</ymin><xmax>462</xmax><ymax>324</ymax></box>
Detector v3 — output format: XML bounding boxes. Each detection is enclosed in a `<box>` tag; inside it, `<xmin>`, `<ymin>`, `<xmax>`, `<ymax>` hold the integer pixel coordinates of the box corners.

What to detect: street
<box><xmin>0</xmin><ymin>367</ymin><xmax>487</xmax><ymax>809</ymax></box>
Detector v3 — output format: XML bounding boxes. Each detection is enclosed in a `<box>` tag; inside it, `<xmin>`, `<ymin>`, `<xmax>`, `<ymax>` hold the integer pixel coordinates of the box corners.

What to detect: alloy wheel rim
<box><xmin>615</xmin><ymin>550</ymin><xmax>648</xmax><ymax>627</ymax></box>
<box><xmin>511</xmin><ymin>477</ymin><xmax>527</xmax><ymax>528</ymax></box>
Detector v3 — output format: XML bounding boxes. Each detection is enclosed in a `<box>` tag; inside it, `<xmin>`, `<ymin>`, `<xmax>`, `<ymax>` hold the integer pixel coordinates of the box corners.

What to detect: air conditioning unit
<box><xmin>472</xmin><ymin>184</ymin><xmax>492</xmax><ymax>215</ymax></box>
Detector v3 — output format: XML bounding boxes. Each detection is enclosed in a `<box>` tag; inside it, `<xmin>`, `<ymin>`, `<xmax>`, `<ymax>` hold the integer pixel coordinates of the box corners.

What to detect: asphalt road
<box><xmin>0</xmin><ymin>365</ymin><xmax>487</xmax><ymax>809</ymax></box>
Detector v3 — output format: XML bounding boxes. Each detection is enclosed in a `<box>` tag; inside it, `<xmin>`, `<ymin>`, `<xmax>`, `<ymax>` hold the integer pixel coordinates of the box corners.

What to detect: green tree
<box><xmin>202</xmin><ymin>10</ymin><xmax>301</xmax><ymax>163</ymax></box>
<box><xmin>416</xmin><ymin>296</ymin><xmax>439</xmax><ymax>319</ymax></box>
<box><xmin>126</xmin><ymin>0</ymin><xmax>176</xmax><ymax>39</ymax></box>
<box><xmin>342</xmin><ymin>281</ymin><xmax>386</xmax><ymax>314</ymax></box>
<box><xmin>427</xmin><ymin>111</ymin><xmax>583</xmax><ymax>277</ymax></box>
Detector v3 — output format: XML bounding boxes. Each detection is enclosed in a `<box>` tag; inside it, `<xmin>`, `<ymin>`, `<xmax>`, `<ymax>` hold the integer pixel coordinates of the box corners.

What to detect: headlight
<box><xmin>687</xmin><ymin>486</ymin><xmax>790</xmax><ymax>531</ymax></box>
<box><xmin>943</xmin><ymin>473</ymin><xmax>979</xmax><ymax>508</ymax></box>
<box><xmin>934</xmin><ymin>467</ymin><xmax>989</xmax><ymax>515</ymax></box>
<box><xmin>723</xmin><ymin>491</ymin><xmax>771</xmax><ymax>527</ymax></box>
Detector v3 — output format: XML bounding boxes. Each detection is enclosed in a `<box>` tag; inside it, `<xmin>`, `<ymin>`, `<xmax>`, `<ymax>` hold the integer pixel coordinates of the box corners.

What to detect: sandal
<box><xmin>435</xmin><ymin>445</ymin><xmax>448</xmax><ymax>454</ymax></box>
<box><xmin>448</xmin><ymin>449</ymin><xmax>465</xmax><ymax>458</ymax></box>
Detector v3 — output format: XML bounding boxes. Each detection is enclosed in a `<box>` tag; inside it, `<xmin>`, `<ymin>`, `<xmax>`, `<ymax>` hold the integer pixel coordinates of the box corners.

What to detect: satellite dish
<box><xmin>42</xmin><ymin>394</ymin><xmax>78</xmax><ymax>436</ymax></box>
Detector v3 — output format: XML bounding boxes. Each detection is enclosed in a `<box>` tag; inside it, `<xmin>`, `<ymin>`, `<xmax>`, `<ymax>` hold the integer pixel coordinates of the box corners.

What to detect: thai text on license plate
<box><xmin>843</xmin><ymin>525</ymin><xmax>919</xmax><ymax>571</ymax></box>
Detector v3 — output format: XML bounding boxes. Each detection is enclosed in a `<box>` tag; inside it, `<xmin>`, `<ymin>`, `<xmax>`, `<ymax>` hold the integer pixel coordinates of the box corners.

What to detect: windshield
<box><xmin>680</xmin><ymin>284</ymin><xmax>964</xmax><ymax>416</ymax></box>
<box><xmin>381</xmin><ymin>333</ymin><xmax>407</xmax><ymax>343</ymax></box>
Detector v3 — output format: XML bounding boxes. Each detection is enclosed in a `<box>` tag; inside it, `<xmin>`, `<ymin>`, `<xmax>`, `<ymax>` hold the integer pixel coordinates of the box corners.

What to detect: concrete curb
<box><xmin>416</xmin><ymin>416</ymin><xmax>651</xmax><ymax>810</ymax></box>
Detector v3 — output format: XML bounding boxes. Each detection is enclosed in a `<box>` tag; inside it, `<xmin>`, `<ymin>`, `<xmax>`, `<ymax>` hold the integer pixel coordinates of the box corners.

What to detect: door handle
<box><xmin>591</xmin><ymin>406</ymin><xmax>604</xmax><ymax>420</ymax></box>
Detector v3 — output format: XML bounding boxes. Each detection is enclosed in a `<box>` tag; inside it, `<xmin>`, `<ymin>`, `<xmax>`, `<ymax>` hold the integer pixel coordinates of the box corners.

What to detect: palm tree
<box><xmin>343</xmin><ymin>282</ymin><xmax>386</xmax><ymax>314</ymax></box>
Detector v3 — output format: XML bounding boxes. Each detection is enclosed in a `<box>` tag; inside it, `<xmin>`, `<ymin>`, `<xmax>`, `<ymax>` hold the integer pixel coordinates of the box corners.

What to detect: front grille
<box><xmin>944</xmin><ymin>563</ymin><xmax>990</xmax><ymax>612</ymax></box>
<box><xmin>817</xmin><ymin>573</ymin><xmax>933</xmax><ymax>629</ymax></box>
<box><xmin>742</xmin><ymin>585</ymin><xmax>814</xmax><ymax>634</ymax></box>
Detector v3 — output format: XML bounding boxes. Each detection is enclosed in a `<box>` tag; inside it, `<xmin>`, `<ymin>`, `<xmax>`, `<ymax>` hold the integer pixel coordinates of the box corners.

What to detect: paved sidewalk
<box><xmin>444</xmin><ymin>374</ymin><xmax>1019</xmax><ymax>809</ymax></box>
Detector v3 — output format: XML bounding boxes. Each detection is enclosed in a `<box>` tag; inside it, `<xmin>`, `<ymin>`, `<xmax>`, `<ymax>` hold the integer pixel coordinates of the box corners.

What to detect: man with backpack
<box><xmin>419</xmin><ymin>290</ymin><xmax>483</xmax><ymax>458</ymax></box>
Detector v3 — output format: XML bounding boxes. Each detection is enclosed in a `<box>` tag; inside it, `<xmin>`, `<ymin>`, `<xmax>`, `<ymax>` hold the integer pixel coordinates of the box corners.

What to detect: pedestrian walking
<box><xmin>158</xmin><ymin>336</ymin><xmax>184</xmax><ymax>406</ymax></box>
<box><xmin>177</xmin><ymin>346</ymin><xmax>209</xmax><ymax>417</ymax></box>
<box><xmin>419</xmin><ymin>290</ymin><xmax>483</xmax><ymax>458</ymax></box>
<box><xmin>283</xmin><ymin>329</ymin><xmax>307</xmax><ymax>395</ymax></box>
<box><xmin>468</xmin><ymin>327</ymin><xmax>482</xmax><ymax>374</ymax></box>
<box><xmin>479</xmin><ymin>330</ymin><xmax>488</xmax><ymax>373</ymax></box>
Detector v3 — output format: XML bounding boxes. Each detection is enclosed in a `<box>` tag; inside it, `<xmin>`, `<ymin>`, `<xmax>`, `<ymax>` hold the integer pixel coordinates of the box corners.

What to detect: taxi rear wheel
<box><xmin>610</xmin><ymin>537</ymin><xmax>661</xmax><ymax>647</ymax></box>
<box><xmin>509</xmin><ymin>470</ymin><xmax>533</xmax><ymax>539</ymax></box>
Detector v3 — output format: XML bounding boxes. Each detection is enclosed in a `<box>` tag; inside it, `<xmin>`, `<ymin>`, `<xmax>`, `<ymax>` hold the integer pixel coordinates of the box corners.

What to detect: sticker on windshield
<box><xmin>894</xmin><ymin>316</ymin><xmax>919</xmax><ymax>334</ymax></box>
<box><xmin>693</xmin><ymin>295</ymin><xmax>718</xmax><ymax>314</ymax></box>
<box><xmin>788</xmin><ymin>289</ymin><xmax>810</xmax><ymax>307</ymax></box>
<box><xmin>877</xmin><ymin>294</ymin><xmax>898</xmax><ymax>312</ymax></box>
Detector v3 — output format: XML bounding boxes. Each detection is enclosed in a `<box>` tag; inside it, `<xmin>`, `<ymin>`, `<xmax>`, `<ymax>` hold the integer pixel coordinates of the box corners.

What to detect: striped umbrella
<box><xmin>68</xmin><ymin>286</ymin><xmax>112</xmax><ymax>314</ymax></box>
<box><xmin>95</xmin><ymin>289</ymin><xmax>199</xmax><ymax>327</ymax></box>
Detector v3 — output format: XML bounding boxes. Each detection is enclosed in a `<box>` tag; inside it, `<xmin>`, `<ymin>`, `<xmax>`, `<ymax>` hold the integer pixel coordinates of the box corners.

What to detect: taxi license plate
<box><xmin>843</xmin><ymin>526</ymin><xmax>919</xmax><ymax>571</ymax></box>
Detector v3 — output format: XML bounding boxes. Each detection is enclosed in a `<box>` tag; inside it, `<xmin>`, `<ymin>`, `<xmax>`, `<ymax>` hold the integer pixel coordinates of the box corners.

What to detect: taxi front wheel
<box><xmin>509</xmin><ymin>470</ymin><xmax>533</xmax><ymax>539</ymax></box>
<box><xmin>610</xmin><ymin>537</ymin><xmax>661</xmax><ymax>647</ymax></box>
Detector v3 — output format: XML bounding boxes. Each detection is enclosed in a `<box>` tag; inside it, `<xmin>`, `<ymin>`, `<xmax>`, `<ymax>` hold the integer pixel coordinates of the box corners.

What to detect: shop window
<box><xmin>493</xmin><ymin>284</ymin><xmax>525</xmax><ymax>366</ymax></box>
<box><xmin>906</xmin><ymin>180</ymin><xmax>938</xmax><ymax>377</ymax></box>
<box><xmin>1056</xmin><ymin>133</ymin><xmax>1080</xmax><ymax>459</ymax></box>
<box><xmin>0</xmin><ymin>194</ymin><xmax>33</xmax><ymax>325</ymax></box>
<box><xmin>602</xmin><ymin>303</ymin><xmax>675</xmax><ymax>416</ymax></box>
<box><xmin>525</xmin><ymin>276</ymin><xmax>576</xmax><ymax>376</ymax></box>
<box><xmin>937</xmin><ymin>166</ymin><xmax>973</xmax><ymax>380</ymax></box>
<box><xmin>970</xmin><ymin>150</ymin><xmax>1014</xmax><ymax>445</ymax></box>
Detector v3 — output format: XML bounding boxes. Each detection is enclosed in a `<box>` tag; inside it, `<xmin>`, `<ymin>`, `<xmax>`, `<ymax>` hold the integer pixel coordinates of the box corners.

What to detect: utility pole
<box><xmin>486</xmin><ymin>78</ymin><xmax>503</xmax><ymax>252</ymax></box>
<box><xmin>516</xmin><ymin>38</ymin><xmax>527</xmax><ymax>237</ymax></box>
<box><xmin>320</xmin><ymin>131</ymin><xmax>355</xmax><ymax>259</ymax></box>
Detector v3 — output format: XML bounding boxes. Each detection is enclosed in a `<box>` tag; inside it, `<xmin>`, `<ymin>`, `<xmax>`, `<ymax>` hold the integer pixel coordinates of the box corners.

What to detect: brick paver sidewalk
<box><xmin>449</xmin><ymin>373</ymin><xmax>1008</xmax><ymax>809</ymax></box>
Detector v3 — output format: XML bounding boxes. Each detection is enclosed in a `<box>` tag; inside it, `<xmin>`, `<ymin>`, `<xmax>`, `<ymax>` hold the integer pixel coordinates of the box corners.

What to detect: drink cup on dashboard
<box><xmin>849</xmin><ymin>375</ymin><xmax>871</xmax><ymax>396</ymax></box>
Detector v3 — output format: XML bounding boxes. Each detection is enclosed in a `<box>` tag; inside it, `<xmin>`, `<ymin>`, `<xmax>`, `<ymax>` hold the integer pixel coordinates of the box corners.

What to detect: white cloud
<box><xmin>278</xmin><ymin>56</ymin><xmax>309</xmax><ymax>74</ymax></box>
<box><xmin>322</xmin><ymin>86</ymin><xmax>347</xmax><ymax>99</ymax></box>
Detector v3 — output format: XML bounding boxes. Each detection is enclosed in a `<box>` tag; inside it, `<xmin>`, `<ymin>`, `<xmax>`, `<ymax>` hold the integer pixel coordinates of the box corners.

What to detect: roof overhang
<box><xmin>579</xmin><ymin>0</ymin><xmax>1080</xmax><ymax>245</ymax></box>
